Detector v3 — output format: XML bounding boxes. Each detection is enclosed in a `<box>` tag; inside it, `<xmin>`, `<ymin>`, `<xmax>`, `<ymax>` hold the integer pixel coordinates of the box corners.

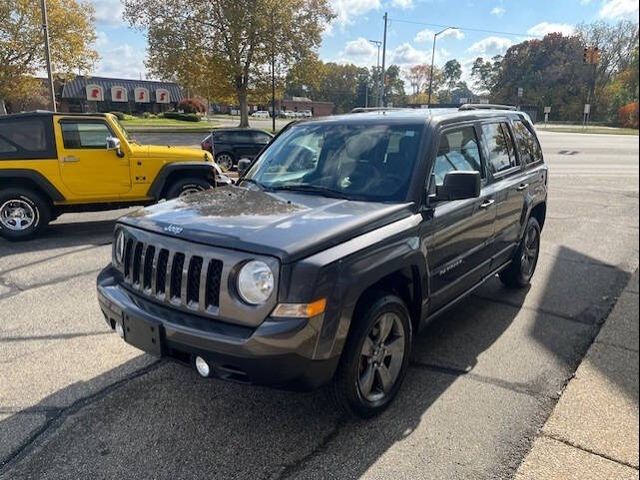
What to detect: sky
<box><xmin>89</xmin><ymin>0</ymin><xmax>639</xmax><ymax>86</ymax></box>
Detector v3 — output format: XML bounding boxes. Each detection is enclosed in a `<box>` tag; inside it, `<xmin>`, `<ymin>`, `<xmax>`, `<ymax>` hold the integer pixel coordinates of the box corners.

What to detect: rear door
<box><xmin>479</xmin><ymin>121</ymin><xmax>529</xmax><ymax>266</ymax></box>
<box><xmin>232</xmin><ymin>131</ymin><xmax>260</xmax><ymax>159</ymax></box>
<box><xmin>56</xmin><ymin>118</ymin><xmax>131</xmax><ymax>197</ymax></box>
<box><xmin>249</xmin><ymin>131</ymin><xmax>272</xmax><ymax>157</ymax></box>
<box><xmin>423</xmin><ymin>124</ymin><xmax>498</xmax><ymax>313</ymax></box>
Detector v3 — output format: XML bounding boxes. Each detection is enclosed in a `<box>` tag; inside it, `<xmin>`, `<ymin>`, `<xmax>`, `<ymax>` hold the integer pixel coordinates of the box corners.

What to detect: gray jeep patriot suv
<box><xmin>97</xmin><ymin>106</ymin><xmax>548</xmax><ymax>418</ymax></box>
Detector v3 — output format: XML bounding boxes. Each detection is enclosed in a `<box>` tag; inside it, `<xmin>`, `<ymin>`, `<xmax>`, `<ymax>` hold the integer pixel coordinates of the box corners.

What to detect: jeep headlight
<box><xmin>237</xmin><ymin>260</ymin><xmax>274</xmax><ymax>305</ymax></box>
<box><xmin>114</xmin><ymin>229</ymin><xmax>126</xmax><ymax>266</ymax></box>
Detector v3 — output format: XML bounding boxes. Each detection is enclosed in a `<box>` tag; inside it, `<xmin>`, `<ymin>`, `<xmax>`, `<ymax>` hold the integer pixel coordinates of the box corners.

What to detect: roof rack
<box><xmin>350</xmin><ymin>107</ymin><xmax>411</xmax><ymax>113</ymax></box>
<box><xmin>458</xmin><ymin>104</ymin><xmax>517</xmax><ymax>111</ymax></box>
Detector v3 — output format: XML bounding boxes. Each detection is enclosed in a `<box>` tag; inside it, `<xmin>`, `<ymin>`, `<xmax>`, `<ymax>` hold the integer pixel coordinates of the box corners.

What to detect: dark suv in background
<box><xmin>201</xmin><ymin>128</ymin><xmax>273</xmax><ymax>171</ymax></box>
<box><xmin>98</xmin><ymin>106</ymin><xmax>548</xmax><ymax>418</ymax></box>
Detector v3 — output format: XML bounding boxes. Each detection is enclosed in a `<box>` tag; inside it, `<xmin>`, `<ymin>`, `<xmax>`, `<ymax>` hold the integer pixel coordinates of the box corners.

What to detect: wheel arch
<box><xmin>0</xmin><ymin>170</ymin><xmax>63</xmax><ymax>203</ymax></box>
<box><xmin>147</xmin><ymin>162</ymin><xmax>215</xmax><ymax>200</ymax></box>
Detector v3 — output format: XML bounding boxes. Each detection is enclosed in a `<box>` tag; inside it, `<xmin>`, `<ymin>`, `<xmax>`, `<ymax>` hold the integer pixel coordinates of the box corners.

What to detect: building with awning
<box><xmin>59</xmin><ymin>76</ymin><xmax>183</xmax><ymax>114</ymax></box>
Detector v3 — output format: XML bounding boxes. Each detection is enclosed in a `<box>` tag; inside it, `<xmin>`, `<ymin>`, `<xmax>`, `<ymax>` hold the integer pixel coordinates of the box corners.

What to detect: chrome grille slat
<box><xmin>180</xmin><ymin>254</ymin><xmax>191</xmax><ymax>307</ymax></box>
<box><xmin>150</xmin><ymin>247</ymin><xmax>161</xmax><ymax>294</ymax></box>
<box><xmin>198</xmin><ymin>257</ymin><xmax>209</xmax><ymax>312</ymax></box>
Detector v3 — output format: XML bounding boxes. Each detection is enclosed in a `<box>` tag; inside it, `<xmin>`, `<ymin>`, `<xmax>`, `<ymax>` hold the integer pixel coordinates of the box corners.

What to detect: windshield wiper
<box><xmin>271</xmin><ymin>184</ymin><xmax>350</xmax><ymax>199</ymax></box>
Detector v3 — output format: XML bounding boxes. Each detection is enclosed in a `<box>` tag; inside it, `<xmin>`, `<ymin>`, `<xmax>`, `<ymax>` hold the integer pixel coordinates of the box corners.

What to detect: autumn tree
<box><xmin>0</xmin><ymin>0</ymin><xmax>98</xmax><ymax>113</ymax></box>
<box><xmin>471</xmin><ymin>55</ymin><xmax>502</xmax><ymax>93</ymax></box>
<box><xmin>124</xmin><ymin>0</ymin><xmax>334</xmax><ymax>127</ymax></box>
<box><xmin>406</xmin><ymin>64</ymin><xmax>430</xmax><ymax>94</ymax></box>
<box><xmin>443</xmin><ymin>59</ymin><xmax>462</xmax><ymax>90</ymax></box>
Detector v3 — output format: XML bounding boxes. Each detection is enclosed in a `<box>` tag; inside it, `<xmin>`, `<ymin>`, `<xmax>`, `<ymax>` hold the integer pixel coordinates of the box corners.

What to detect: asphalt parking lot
<box><xmin>0</xmin><ymin>131</ymin><xmax>638</xmax><ymax>479</ymax></box>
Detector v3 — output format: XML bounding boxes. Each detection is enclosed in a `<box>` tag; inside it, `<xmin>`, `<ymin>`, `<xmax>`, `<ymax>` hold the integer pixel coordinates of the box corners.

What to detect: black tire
<box><xmin>330</xmin><ymin>292</ymin><xmax>413</xmax><ymax>419</ymax></box>
<box><xmin>165</xmin><ymin>177</ymin><xmax>212</xmax><ymax>200</ymax></box>
<box><xmin>0</xmin><ymin>188</ymin><xmax>51</xmax><ymax>241</ymax></box>
<box><xmin>215</xmin><ymin>152</ymin><xmax>235</xmax><ymax>172</ymax></box>
<box><xmin>499</xmin><ymin>216</ymin><xmax>541</xmax><ymax>288</ymax></box>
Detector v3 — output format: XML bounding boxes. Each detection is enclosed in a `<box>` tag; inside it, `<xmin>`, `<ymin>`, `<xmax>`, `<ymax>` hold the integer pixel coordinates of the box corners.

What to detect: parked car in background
<box><xmin>0</xmin><ymin>112</ymin><xmax>228</xmax><ymax>241</ymax></box>
<box><xmin>201</xmin><ymin>128</ymin><xmax>273</xmax><ymax>171</ymax></box>
<box><xmin>251</xmin><ymin>110</ymin><xmax>271</xmax><ymax>119</ymax></box>
<box><xmin>301</xmin><ymin>110</ymin><xmax>313</xmax><ymax>118</ymax></box>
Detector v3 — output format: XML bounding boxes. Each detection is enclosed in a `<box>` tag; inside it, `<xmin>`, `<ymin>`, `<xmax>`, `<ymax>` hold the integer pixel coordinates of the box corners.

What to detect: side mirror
<box><xmin>237</xmin><ymin>158</ymin><xmax>252</xmax><ymax>176</ymax></box>
<box><xmin>106</xmin><ymin>136</ymin><xmax>123</xmax><ymax>157</ymax></box>
<box><xmin>435</xmin><ymin>171</ymin><xmax>481</xmax><ymax>202</ymax></box>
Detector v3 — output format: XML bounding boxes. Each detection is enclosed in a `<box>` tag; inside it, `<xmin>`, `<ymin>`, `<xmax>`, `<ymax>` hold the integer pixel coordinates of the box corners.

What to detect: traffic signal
<box><xmin>583</xmin><ymin>47</ymin><xmax>589</xmax><ymax>64</ymax></box>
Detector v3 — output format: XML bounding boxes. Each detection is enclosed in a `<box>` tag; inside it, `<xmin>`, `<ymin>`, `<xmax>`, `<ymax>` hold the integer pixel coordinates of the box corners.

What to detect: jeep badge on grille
<box><xmin>163</xmin><ymin>224</ymin><xmax>184</xmax><ymax>235</ymax></box>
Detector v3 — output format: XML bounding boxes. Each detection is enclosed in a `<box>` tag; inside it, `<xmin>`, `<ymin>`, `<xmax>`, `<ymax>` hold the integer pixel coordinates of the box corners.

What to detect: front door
<box><xmin>422</xmin><ymin>124</ymin><xmax>497</xmax><ymax>314</ymax></box>
<box><xmin>56</xmin><ymin>118</ymin><xmax>131</xmax><ymax>197</ymax></box>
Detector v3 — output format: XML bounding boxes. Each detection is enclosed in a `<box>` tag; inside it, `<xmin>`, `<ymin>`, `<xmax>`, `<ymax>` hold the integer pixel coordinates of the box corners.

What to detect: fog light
<box><xmin>115</xmin><ymin>321</ymin><xmax>125</xmax><ymax>338</ymax></box>
<box><xmin>195</xmin><ymin>356</ymin><xmax>211</xmax><ymax>377</ymax></box>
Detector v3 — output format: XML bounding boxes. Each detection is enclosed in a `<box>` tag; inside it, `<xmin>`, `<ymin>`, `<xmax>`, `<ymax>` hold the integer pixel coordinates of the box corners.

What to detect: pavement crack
<box><xmin>593</xmin><ymin>339</ymin><xmax>639</xmax><ymax>354</ymax></box>
<box><xmin>0</xmin><ymin>268</ymin><xmax>103</xmax><ymax>299</ymax></box>
<box><xmin>542</xmin><ymin>433</ymin><xmax>640</xmax><ymax>471</ymax></box>
<box><xmin>0</xmin><ymin>360</ymin><xmax>164</xmax><ymax>471</ymax></box>
<box><xmin>0</xmin><ymin>331</ymin><xmax>113</xmax><ymax>343</ymax></box>
<box><xmin>271</xmin><ymin>413</ymin><xmax>348</xmax><ymax>480</ymax></box>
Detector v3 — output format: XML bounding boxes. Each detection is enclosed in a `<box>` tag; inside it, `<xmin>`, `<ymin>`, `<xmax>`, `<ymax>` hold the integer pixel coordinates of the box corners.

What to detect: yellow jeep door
<box><xmin>56</xmin><ymin>118</ymin><xmax>131</xmax><ymax>197</ymax></box>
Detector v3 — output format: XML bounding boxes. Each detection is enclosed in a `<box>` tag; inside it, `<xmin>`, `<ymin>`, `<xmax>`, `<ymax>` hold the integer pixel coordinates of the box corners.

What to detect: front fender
<box><xmin>147</xmin><ymin>162</ymin><xmax>218</xmax><ymax>199</ymax></box>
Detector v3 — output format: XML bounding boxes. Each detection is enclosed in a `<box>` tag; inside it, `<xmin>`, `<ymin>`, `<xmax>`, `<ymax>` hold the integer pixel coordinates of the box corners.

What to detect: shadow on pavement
<box><xmin>0</xmin><ymin>246</ymin><xmax>633</xmax><ymax>479</ymax></box>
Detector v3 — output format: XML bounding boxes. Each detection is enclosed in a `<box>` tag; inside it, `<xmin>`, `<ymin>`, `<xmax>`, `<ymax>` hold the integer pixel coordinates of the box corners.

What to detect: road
<box><xmin>0</xmin><ymin>131</ymin><xmax>638</xmax><ymax>479</ymax></box>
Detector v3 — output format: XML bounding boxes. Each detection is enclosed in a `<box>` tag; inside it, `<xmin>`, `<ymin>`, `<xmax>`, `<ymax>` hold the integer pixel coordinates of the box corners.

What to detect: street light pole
<box><xmin>40</xmin><ymin>0</ymin><xmax>56</xmax><ymax>112</ymax></box>
<box><xmin>428</xmin><ymin>27</ymin><xmax>456</xmax><ymax>106</ymax></box>
<box><xmin>369</xmin><ymin>40</ymin><xmax>382</xmax><ymax>107</ymax></box>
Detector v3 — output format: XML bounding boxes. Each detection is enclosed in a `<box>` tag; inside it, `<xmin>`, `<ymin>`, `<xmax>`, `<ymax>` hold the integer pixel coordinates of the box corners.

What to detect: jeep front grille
<box><xmin>122</xmin><ymin>238</ymin><xmax>223</xmax><ymax>314</ymax></box>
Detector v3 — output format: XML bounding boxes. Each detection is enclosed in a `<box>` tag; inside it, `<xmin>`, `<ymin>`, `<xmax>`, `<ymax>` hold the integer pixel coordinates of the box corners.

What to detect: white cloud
<box><xmin>343</xmin><ymin>37</ymin><xmax>378</xmax><ymax>58</ymax></box>
<box><xmin>89</xmin><ymin>0</ymin><xmax>124</xmax><ymax>26</ymax></box>
<box><xmin>92</xmin><ymin>32</ymin><xmax>148</xmax><ymax>79</ymax></box>
<box><xmin>330</xmin><ymin>0</ymin><xmax>381</xmax><ymax>26</ymax></box>
<box><xmin>599</xmin><ymin>0</ymin><xmax>639</xmax><ymax>18</ymax></box>
<box><xmin>391</xmin><ymin>43</ymin><xmax>450</xmax><ymax>66</ymax></box>
<box><xmin>414</xmin><ymin>28</ymin><xmax>464</xmax><ymax>43</ymax></box>
<box><xmin>490</xmin><ymin>6</ymin><xmax>506</xmax><ymax>16</ymax></box>
<box><xmin>527</xmin><ymin>22</ymin><xmax>575</xmax><ymax>37</ymax></box>
<box><xmin>391</xmin><ymin>0</ymin><xmax>414</xmax><ymax>8</ymax></box>
<box><xmin>468</xmin><ymin>36</ymin><xmax>514</xmax><ymax>55</ymax></box>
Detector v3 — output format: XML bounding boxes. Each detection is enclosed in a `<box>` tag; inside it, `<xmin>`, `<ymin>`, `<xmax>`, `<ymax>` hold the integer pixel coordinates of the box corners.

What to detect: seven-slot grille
<box><xmin>122</xmin><ymin>237</ymin><xmax>223</xmax><ymax>315</ymax></box>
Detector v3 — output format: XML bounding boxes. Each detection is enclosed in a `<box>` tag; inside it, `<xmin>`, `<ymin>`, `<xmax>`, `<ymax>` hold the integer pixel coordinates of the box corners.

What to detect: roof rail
<box><xmin>350</xmin><ymin>107</ymin><xmax>411</xmax><ymax>113</ymax></box>
<box><xmin>458</xmin><ymin>104</ymin><xmax>517</xmax><ymax>111</ymax></box>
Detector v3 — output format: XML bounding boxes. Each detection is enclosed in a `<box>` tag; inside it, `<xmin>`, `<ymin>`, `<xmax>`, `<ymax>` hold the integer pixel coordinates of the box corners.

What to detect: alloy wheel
<box><xmin>358</xmin><ymin>312</ymin><xmax>406</xmax><ymax>403</ymax></box>
<box><xmin>179</xmin><ymin>186</ymin><xmax>206</xmax><ymax>198</ymax></box>
<box><xmin>0</xmin><ymin>199</ymin><xmax>37</xmax><ymax>231</ymax></box>
<box><xmin>216</xmin><ymin>154</ymin><xmax>234</xmax><ymax>172</ymax></box>
<box><xmin>521</xmin><ymin>225</ymin><xmax>540</xmax><ymax>279</ymax></box>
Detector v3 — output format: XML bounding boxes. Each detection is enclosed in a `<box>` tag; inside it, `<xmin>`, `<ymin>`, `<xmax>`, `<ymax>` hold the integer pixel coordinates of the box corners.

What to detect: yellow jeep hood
<box><xmin>131</xmin><ymin>144</ymin><xmax>210</xmax><ymax>162</ymax></box>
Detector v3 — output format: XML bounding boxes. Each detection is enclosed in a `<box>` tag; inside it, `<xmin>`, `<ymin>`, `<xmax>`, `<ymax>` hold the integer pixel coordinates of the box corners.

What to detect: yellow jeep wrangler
<box><xmin>0</xmin><ymin>112</ymin><xmax>227</xmax><ymax>241</ymax></box>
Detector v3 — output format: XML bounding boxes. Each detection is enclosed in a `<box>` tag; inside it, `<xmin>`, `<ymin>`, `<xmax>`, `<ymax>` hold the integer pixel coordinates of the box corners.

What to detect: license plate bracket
<box><xmin>123</xmin><ymin>313</ymin><xmax>163</xmax><ymax>357</ymax></box>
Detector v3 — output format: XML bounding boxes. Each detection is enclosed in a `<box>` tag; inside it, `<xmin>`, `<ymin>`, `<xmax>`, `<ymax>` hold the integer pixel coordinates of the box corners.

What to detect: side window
<box><xmin>252</xmin><ymin>132</ymin><xmax>272</xmax><ymax>144</ymax></box>
<box><xmin>481</xmin><ymin>122</ymin><xmax>518</xmax><ymax>174</ymax></box>
<box><xmin>61</xmin><ymin>122</ymin><xmax>113</xmax><ymax>149</ymax></box>
<box><xmin>433</xmin><ymin>126</ymin><xmax>483</xmax><ymax>187</ymax></box>
<box><xmin>0</xmin><ymin>117</ymin><xmax>52</xmax><ymax>159</ymax></box>
<box><xmin>512</xmin><ymin>120</ymin><xmax>543</xmax><ymax>165</ymax></box>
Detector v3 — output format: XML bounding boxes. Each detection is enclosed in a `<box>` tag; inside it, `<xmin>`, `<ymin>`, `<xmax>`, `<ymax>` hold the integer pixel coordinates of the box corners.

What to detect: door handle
<box><xmin>480</xmin><ymin>199</ymin><xmax>495</xmax><ymax>209</ymax></box>
<box><xmin>62</xmin><ymin>156</ymin><xmax>80</xmax><ymax>163</ymax></box>
<box><xmin>516</xmin><ymin>183</ymin><xmax>529</xmax><ymax>191</ymax></box>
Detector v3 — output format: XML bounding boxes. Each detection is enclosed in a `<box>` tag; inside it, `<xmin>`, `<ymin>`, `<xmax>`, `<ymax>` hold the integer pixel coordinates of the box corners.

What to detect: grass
<box><xmin>120</xmin><ymin>117</ymin><xmax>220</xmax><ymax>132</ymax></box>
<box><xmin>537</xmin><ymin>124</ymin><xmax>639</xmax><ymax>136</ymax></box>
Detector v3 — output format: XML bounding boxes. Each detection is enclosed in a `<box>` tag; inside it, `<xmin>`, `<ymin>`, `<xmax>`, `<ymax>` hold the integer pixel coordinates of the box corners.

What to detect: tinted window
<box><xmin>433</xmin><ymin>127</ymin><xmax>482</xmax><ymax>187</ymax></box>
<box><xmin>482</xmin><ymin>123</ymin><xmax>518</xmax><ymax>174</ymax></box>
<box><xmin>252</xmin><ymin>132</ymin><xmax>272</xmax><ymax>144</ymax></box>
<box><xmin>245</xmin><ymin>123</ymin><xmax>423</xmax><ymax>202</ymax></box>
<box><xmin>513</xmin><ymin>120</ymin><xmax>543</xmax><ymax>165</ymax></box>
<box><xmin>0</xmin><ymin>118</ymin><xmax>51</xmax><ymax>158</ymax></box>
<box><xmin>61</xmin><ymin>122</ymin><xmax>112</xmax><ymax>149</ymax></box>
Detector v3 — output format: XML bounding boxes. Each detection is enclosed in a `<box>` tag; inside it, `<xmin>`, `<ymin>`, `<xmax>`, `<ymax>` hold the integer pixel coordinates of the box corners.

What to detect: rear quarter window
<box><xmin>0</xmin><ymin>117</ymin><xmax>56</xmax><ymax>160</ymax></box>
<box><xmin>513</xmin><ymin>120</ymin><xmax>543</xmax><ymax>165</ymax></box>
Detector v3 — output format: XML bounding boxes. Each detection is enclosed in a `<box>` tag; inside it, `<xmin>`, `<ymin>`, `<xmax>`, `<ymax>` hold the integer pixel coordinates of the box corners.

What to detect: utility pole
<box><xmin>40</xmin><ymin>0</ymin><xmax>56</xmax><ymax>112</ymax></box>
<box><xmin>379</xmin><ymin>12</ymin><xmax>388</xmax><ymax>108</ymax></box>
<box><xmin>270</xmin><ymin>14</ymin><xmax>276</xmax><ymax>132</ymax></box>
<box><xmin>428</xmin><ymin>27</ymin><xmax>456</xmax><ymax>106</ymax></box>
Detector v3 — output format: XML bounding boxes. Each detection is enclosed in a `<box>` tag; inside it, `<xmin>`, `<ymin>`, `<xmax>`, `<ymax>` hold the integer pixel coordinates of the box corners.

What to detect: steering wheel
<box><xmin>339</xmin><ymin>162</ymin><xmax>381</xmax><ymax>193</ymax></box>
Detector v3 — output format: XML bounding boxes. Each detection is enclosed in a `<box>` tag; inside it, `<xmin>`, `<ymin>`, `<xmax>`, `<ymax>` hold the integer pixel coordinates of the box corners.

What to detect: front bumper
<box><xmin>97</xmin><ymin>266</ymin><xmax>338</xmax><ymax>390</ymax></box>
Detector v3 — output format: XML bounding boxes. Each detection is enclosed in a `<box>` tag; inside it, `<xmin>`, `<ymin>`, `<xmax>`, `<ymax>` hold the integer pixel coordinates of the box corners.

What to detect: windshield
<box><xmin>111</xmin><ymin>116</ymin><xmax>134</xmax><ymax>143</ymax></box>
<box><xmin>243</xmin><ymin>122</ymin><xmax>424</xmax><ymax>202</ymax></box>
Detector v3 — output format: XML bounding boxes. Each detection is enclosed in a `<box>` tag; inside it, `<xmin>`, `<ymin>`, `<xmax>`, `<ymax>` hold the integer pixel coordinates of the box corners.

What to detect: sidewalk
<box><xmin>516</xmin><ymin>270</ymin><xmax>639</xmax><ymax>480</ymax></box>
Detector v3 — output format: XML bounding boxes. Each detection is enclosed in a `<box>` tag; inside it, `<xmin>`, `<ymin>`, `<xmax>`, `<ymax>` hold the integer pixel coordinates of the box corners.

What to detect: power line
<box><xmin>388</xmin><ymin>18</ymin><xmax>537</xmax><ymax>38</ymax></box>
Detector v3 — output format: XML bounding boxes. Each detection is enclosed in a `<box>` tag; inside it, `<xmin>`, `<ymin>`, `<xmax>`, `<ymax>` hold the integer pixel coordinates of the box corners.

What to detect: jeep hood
<box><xmin>120</xmin><ymin>186</ymin><xmax>415</xmax><ymax>263</ymax></box>
<box><xmin>130</xmin><ymin>144</ymin><xmax>210</xmax><ymax>161</ymax></box>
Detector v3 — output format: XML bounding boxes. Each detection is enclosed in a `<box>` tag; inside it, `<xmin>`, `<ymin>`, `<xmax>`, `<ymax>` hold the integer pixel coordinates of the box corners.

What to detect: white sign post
<box><xmin>583</xmin><ymin>104</ymin><xmax>591</xmax><ymax>127</ymax></box>
<box><xmin>544</xmin><ymin>106</ymin><xmax>551</xmax><ymax>125</ymax></box>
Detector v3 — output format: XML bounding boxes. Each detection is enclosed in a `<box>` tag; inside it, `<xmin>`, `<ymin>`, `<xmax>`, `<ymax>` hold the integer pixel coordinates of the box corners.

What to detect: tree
<box><xmin>471</xmin><ymin>56</ymin><xmax>502</xmax><ymax>93</ymax></box>
<box><xmin>443</xmin><ymin>59</ymin><xmax>462</xmax><ymax>90</ymax></box>
<box><xmin>124</xmin><ymin>0</ymin><xmax>334</xmax><ymax>127</ymax></box>
<box><xmin>406</xmin><ymin>64</ymin><xmax>430</xmax><ymax>94</ymax></box>
<box><xmin>0</xmin><ymin>0</ymin><xmax>98</xmax><ymax>113</ymax></box>
<box><xmin>384</xmin><ymin>65</ymin><xmax>407</xmax><ymax>107</ymax></box>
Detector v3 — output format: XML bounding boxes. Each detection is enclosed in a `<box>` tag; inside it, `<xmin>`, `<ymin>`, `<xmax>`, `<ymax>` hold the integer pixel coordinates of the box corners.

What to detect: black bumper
<box><xmin>97</xmin><ymin>266</ymin><xmax>339</xmax><ymax>390</ymax></box>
